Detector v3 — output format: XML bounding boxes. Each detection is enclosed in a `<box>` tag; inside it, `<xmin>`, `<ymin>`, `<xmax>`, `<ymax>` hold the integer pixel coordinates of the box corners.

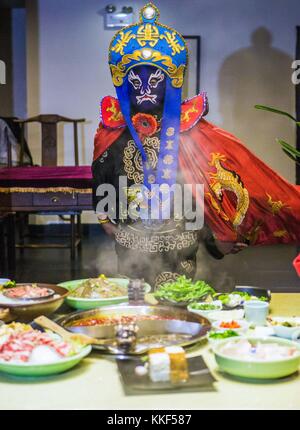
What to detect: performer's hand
<box><xmin>214</xmin><ymin>240</ymin><xmax>248</xmax><ymax>255</ymax></box>
<box><xmin>97</xmin><ymin>215</ymin><xmax>118</xmax><ymax>237</ymax></box>
<box><xmin>101</xmin><ymin>221</ymin><xmax>118</xmax><ymax>237</ymax></box>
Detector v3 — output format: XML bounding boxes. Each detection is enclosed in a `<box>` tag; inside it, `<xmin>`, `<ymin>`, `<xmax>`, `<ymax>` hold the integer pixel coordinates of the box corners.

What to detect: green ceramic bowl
<box><xmin>59</xmin><ymin>278</ymin><xmax>151</xmax><ymax>311</ymax></box>
<box><xmin>0</xmin><ymin>345</ymin><xmax>92</xmax><ymax>377</ymax></box>
<box><xmin>213</xmin><ymin>337</ymin><xmax>300</xmax><ymax>379</ymax></box>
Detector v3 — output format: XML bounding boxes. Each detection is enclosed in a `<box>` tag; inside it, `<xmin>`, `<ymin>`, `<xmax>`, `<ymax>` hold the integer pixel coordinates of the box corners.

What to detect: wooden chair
<box><xmin>14</xmin><ymin>114</ymin><xmax>85</xmax><ymax>260</ymax></box>
<box><xmin>0</xmin><ymin>212</ymin><xmax>15</xmax><ymax>278</ymax></box>
<box><xmin>0</xmin><ymin>214</ymin><xmax>7</xmax><ymax>275</ymax></box>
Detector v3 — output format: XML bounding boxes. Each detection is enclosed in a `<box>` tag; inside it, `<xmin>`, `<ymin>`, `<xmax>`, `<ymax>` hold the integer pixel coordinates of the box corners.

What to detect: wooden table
<box><xmin>0</xmin><ymin>293</ymin><xmax>299</xmax><ymax>410</ymax></box>
<box><xmin>0</xmin><ymin>190</ymin><xmax>93</xmax><ymax>276</ymax></box>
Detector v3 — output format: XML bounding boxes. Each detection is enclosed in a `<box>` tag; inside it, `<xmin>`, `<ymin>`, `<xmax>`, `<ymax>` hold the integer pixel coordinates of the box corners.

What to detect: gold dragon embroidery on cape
<box><xmin>180</xmin><ymin>99</ymin><xmax>199</xmax><ymax>123</ymax></box>
<box><xmin>207</xmin><ymin>152</ymin><xmax>250</xmax><ymax>229</ymax></box>
<box><xmin>266</xmin><ymin>193</ymin><xmax>290</xmax><ymax>215</ymax></box>
<box><xmin>106</xmin><ymin>99</ymin><xmax>123</xmax><ymax>122</ymax></box>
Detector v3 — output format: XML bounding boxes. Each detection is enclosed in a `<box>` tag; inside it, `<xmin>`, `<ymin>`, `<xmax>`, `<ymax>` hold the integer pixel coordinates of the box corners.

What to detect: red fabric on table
<box><xmin>0</xmin><ymin>166</ymin><xmax>92</xmax><ymax>189</ymax></box>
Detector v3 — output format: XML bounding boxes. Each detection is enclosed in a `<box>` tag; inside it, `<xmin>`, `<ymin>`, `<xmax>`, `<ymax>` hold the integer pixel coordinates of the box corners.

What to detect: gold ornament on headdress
<box><xmin>110</xmin><ymin>49</ymin><xmax>185</xmax><ymax>88</ymax></box>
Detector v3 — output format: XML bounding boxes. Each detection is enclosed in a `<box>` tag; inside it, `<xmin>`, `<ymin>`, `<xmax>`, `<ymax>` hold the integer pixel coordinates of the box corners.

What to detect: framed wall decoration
<box><xmin>182</xmin><ymin>35</ymin><xmax>201</xmax><ymax>100</ymax></box>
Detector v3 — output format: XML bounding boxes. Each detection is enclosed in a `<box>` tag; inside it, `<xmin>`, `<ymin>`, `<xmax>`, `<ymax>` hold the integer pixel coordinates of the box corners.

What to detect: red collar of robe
<box><xmin>93</xmin><ymin>93</ymin><xmax>208</xmax><ymax>161</ymax></box>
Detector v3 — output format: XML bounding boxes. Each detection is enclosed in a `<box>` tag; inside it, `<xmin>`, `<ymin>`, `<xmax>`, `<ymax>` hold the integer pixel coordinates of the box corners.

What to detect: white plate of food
<box><xmin>0</xmin><ymin>322</ymin><xmax>91</xmax><ymax>377</ymax></box>
<box><xmin>267</xmin><ymin>316</ymin><xmax>300</xmax><ymax>340</ymax></box>
<box><xmin>59</xmin><ymin>275</ymin><xmax>151</xmax><ymax>310</ymax></box>
<box><xmin>204</xmin><ymin>309</ymin><xmax>245</xmax><ymax>322</ymax></box>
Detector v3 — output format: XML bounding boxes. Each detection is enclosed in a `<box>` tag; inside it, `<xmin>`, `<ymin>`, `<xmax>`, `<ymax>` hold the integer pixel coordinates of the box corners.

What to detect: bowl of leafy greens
<box><xmin>207</xmin><ymin>329</ymin><xmax>240</xmax><ymax>346</ymax></box>
<box><xmin>154</xmin><ymin>276</ymin><xmax>215</xmax><ymax>307</ymax></box>
<box><xmin>188</xmin><ymin>300</ymin><xmax>223</xmax><ymax>317</ymax></box>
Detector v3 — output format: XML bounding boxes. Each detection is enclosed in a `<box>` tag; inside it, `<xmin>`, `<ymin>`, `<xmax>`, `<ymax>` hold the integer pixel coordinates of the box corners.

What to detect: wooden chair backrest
<box><xmin>15</xmin><ymin>114</ymin><xmax>85</xmax><ymax>166</ymax></box>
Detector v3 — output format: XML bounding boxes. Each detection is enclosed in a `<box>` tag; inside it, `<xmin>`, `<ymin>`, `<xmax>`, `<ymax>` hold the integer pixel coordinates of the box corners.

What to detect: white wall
<box><xmin>12</xmin><ymin>7</ymin><xmax>27</xmax><ymax>118</ymax></box>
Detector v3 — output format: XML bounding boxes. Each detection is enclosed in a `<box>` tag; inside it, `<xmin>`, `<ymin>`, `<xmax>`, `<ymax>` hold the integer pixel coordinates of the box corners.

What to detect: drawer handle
<box><xmin>51</xmin><ymin>196</ymin><xmax>60</xmax><ymax>203</ymax></box>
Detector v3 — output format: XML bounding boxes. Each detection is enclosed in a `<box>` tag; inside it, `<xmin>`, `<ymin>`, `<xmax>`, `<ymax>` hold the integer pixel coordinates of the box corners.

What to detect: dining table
<box><xmin>0</xmin><ymin>165</ymin><xmax>93</xmax><ymax>275</ymax></box>
<box><xmin>0</xmin><ymin>292</ymin><xmax>300</xmax><ymax>410</ymax></box>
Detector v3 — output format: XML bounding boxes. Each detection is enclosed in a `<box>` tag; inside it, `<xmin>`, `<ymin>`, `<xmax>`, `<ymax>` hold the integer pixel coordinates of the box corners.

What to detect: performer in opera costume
<box><xmin>92</xmin><ymin>3</ymin><xmax>300</xmax><ymax>288</ymax></box>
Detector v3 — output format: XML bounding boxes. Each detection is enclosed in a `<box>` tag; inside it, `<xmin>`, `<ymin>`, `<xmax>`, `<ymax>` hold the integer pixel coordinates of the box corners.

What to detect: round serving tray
<box><xmin>57</xmin><ymin>304</ymin><xmax>211</xmax><ymax>356</ymax></box>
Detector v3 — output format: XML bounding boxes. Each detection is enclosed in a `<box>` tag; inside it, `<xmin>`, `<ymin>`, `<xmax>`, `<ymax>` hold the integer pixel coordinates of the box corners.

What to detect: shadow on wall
<box><xmin>196</xmin><ymin>28</ymin><xmax>299</xmax><ymax>291</ymax></box>
<box><xmin>218</xmin><ymin>27</ymin><xmax>294</xmax><ymax>175</ymax></box>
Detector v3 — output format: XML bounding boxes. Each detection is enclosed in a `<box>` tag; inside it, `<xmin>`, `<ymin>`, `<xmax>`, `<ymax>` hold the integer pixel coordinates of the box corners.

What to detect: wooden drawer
<box><xmin>0</xmin><ymin>192</ymin><xmax>33</xmax><ymax>208</ymax></box>
<box><xmin>33</xmin><ymin>192</ymin><xmax>78</xmax><ymax>207</ymax></box>
<box><xmin>78</xmin><ymin>193</ymin><xmax>93</xmax><ymax>206</ymax></box>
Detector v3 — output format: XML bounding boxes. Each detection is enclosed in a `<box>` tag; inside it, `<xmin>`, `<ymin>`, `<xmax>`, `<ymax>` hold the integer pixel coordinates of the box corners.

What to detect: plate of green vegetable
<box><xmin>207</xmin><ymin>329</ymin><xmax>240</xmax><ymax>346</ymax></box>
<box><xmin>214</xmin><ymin>287</ymin><xmax>270</xmax><ymax>309</ymax></box>
<box><xmin>187</xmin><ymin>301</ymin><xmax>222</xmax><ymax>317</ymax></box>
<box><xmin>154</xmin><ymin>276</ymin><xmax>215</xmax><ymax>307</ymax></box>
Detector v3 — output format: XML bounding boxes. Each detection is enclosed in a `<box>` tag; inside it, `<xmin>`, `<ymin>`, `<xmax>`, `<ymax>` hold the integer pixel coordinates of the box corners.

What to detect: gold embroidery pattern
<box><xmin>136</xmin><ymin>24</ymin><xmax>160</xmax><ymax>47</ymax></box>
<box><xmin>106</xmin><ymin>99</ymin><xmax>123</xmax><ymax>122</ymax></box>
<box><xmin>243</xmin><ymin>221</ymin><xmax>263</xmax><ymax>245</ymax></box>
<box><xmin>266</xmin><ymin>193</ymin><xmax>290</xmax><ymax>215</ymax></box>
<box><xmin>180</xmin><ymin>260</ymin><xmax>195</xmax><ymax>273</ymax></box>
<box><xmin>205</xmin><ymin>192</ymin><xmax>229</xmax><ymax>222</ymax></box>
<box><xmin>166</xmin><ymin>127</ymin><xmax>175</xmax><ymax>136</ymax></box>
<box><xmin>162</xmin><ymin>169</ymin><xmax>171</xmax><ymax>179</ymax></box>
<box><xmin>154</xmin><ymin>272</ymin><xmax>180</xmax><ymax>289</ymax></box>
<box><xmin>123</xmin><ymin>137</ymin><xmax>160</xmax><ymax>184</ymax></box>
<box><xmin>163</xmin><ymin>154</ymin><xmax>174</xmax><ymax>165</ymax></box>
<box><xmin>148</xmin><ymin>174</ymin><xmax>156</xmax><ymax>184</ymax></box>
<box><xmin>181</xmin><ymin>99</ymin><xmax>199</xmax><ymax>122</ymax></box>
<box><xmin>160</xmin><ymin>31</ymin><xmax>185</xmax><ymax>56</ymax></box>
<box><xmin>208</xmin><ymin>152</ymin><xmax>250</xmax><ymax>229</ymax></box>
<box><xmin>111</xmin><ymin>31</ymin><xmax>136</xmax><ymax>56</ymax></box>
<box><xmin>110</xmin><ymin>49</ymin><xmax>185</xmax><ymax>88</ymax></box>
<box><xmin>115</xmin><ymin>229</ymin><xmax>198</xmax><ymax>253</ymax></box>
<box><xmin>273</xmin><ymin>229</ymin><xmax>288</xmax><ymax>238</ymax></box>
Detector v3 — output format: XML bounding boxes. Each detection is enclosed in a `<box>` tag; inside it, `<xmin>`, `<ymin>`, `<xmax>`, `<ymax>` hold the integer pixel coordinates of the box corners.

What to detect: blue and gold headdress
<box><xmin>109</xmin><ymin>3</ymin><xmax>188</xmax><ymax>89</ymax></box>
<box><xmin>108</xmin><ymin>3</ymin><xmax>188</xmax><ymax>214</ymax></box>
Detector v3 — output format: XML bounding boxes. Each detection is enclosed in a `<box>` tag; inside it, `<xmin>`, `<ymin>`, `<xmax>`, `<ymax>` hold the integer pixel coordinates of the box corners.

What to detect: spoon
<box><xmin>33</xmin><ymin>315</ymin><xmax>114</xmax><ymax>347</ymax></box>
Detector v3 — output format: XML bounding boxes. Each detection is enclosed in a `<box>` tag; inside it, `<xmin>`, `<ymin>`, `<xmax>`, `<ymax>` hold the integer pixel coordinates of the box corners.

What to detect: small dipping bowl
<box><xmin>244</xmin><ymin>300</ymin><xmax>269</xmax><ymax>326</ymax></box>
<box><xmin>212</xmin><ymin>319</ymin><xmax>249</xmax><ymax>335</ymax></box>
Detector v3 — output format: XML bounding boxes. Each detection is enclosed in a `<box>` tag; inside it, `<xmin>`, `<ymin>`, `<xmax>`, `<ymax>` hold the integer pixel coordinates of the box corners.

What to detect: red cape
<box><xmin>93</xmin><ymin>94</ymin><xmax>300</xmax><ymax>245</ymax></box>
